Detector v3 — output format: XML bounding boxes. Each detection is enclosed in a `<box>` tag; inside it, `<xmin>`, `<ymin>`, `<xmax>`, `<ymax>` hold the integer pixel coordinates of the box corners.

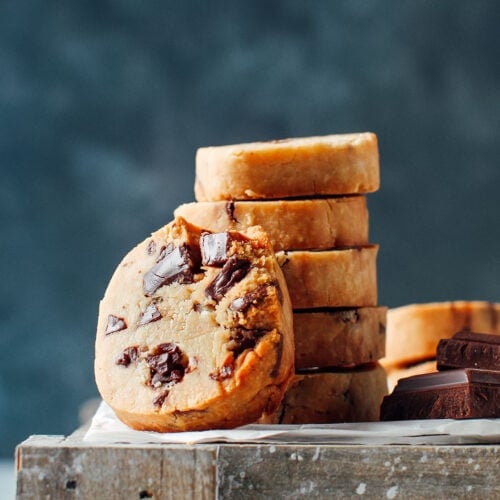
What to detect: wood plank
<box><xmin>217</xmin><ymin>444</ymin><xmax>500</xmax><ymax>499</ymax></box>
<box><xmin>16</xmin><ymin>433</ymin><xmax>500</xmax><ymax>499</ymax></box>
<box><xmin>16</xmin><ymin>435</ymin><xmax>217</xmax><ymax>499</ymax></box>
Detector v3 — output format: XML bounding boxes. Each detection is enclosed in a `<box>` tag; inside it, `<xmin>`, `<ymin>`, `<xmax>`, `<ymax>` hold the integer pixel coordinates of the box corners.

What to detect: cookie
<box><xmin>277</xmin><ymin>246</ymin><xmax>378</xmax><ymax>309</ymax></box>
<box><xmin>195</xmin><ymin>133</ymin><xmax>379</xmax><ymax>201</ymax></box>
<box><xmin>382</xmin><ymin>301</ymin><xmax>500</xmax><ymax>368</ymax></box>
<box><xmin>175</xmin><ymin>197</ymin><xmax>369</xmax><ymax>251</ymax></box>
<box><xmin>294</xmin><ymin>307</ymin><xmax>387</xmax><ymax>370</ymax></box>
<box><xmin>260</xmin><ymin>363</ymin><xmax>388</xmax><ymax>424</ymax></box>
<box><xmin>95</xmin><ymin>217</ymin><xmax>294</xmax><ymax>431</ymax></box>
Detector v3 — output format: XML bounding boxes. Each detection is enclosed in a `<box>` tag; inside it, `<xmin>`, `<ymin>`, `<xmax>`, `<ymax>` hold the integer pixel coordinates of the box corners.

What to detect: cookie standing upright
<box><xmin>95</xmin><ymin>217</ymin><xmax>294</xmax><ymax>431</ymax></box>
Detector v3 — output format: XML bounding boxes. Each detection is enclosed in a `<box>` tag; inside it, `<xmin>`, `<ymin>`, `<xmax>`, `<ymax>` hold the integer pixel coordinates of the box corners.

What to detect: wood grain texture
<box><xmin>16</xmin><ymin>430</ymin><xmax>500</xmax><ymax>499</ymax></box>
<box><xmin>16</xmin><ymin>430</ymin><xmax>217</xmax><ymax>500</ymax></box>
<box><xmin>217</xmin><ymin>444</ymin><xmax>500</xmax><ymax>499</ymax></box>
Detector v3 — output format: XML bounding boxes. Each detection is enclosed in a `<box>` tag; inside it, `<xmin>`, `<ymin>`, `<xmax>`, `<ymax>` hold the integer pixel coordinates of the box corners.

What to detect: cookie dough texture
<box><xmin>261</xmin><ymin>363</ymin><xmax>387</xmax><ymax>424</ymax></box>
<box><xmin>277</xmin><ymin>246</ymin><xmax>378</xmax><ymax>309</ymax></box>
<box><xmin>175</xmin><ymin>197</ymin><xmax>369</xmax><ymax>251</ymax></box>
<box><xmin>95</xmin><ymin>217</ymin><xmax>294</xmax><ymax>431</ymax></box>
<box><xmin>195</xmin><ymin>133</ymin><xmax>379</xmax><ymax>201</ymax></box>
<box><xmin>382</xmin><ymin>301</ymin><xmax>500</xmax><ymax>368</ymax></box>
<box><xmin>294</xmin><ymin>307</ymin><xmax>387</xmax><ymax>369</ymax></box>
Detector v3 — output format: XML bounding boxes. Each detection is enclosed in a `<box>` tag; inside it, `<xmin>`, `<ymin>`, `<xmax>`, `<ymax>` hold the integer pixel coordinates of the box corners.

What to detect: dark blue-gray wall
<box><xmin>1</xmin><ymin>1</ymin><xmax>499</xmax><ymax>457</ymax></box>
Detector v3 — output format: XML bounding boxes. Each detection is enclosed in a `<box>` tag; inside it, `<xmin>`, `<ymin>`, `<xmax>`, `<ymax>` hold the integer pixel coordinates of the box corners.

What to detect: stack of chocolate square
<box><xmin>381</xmin><ymin>329</ymin><xmax>500</xmax><ymax>420</ymax></box>
<box><xmin>176</xmin><ymin>133</ymin><xmax>388</xmax><ymax>423</ymax></box>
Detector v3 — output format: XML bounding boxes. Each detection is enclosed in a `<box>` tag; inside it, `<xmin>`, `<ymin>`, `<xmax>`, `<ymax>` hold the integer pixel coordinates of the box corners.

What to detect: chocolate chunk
<box><xmin>201</xmin><ymin>231</ymin><xmax>249</xmax><ymax>267</ymax></box>
<box><xmin>138</xmin><ymin>302</ymin><xmax>162</xmax><ymax>326</ymax></box>
<box><xmin>200</xmin><ymin>232</ymin><xmax>231</xmax><ymax>266</ymax></box>
<box><xmin>143</xmin><ymin>244</ymin><xmax>196</xmax><ymax>296</ymax></box>
<box><xmin>146</xmin><ymin>343</ymin><xmax>187</xmax><ymax>387</ymax></box>
<box><xmin>230</xmin><ymin>284</ymin><xmax>269</xmax><ymax>312</ymax></box>
<box><xmin>380</xmin><ymin>368</ymin><xmax>500</xmax><ymax>420</ymax></box>
<box><xmin>226</xmin><ymin>327</ymin><xmax>267</xmax><ymax>358</ymax></box>
<box><xmin>437</xmin><ymin>329</ymin><xmax>500</xmax><ymax>370</ymax></box>
<box><xmin>146</xmin><ymin>240</ymin><xmax>156</xmax><ymax>256</ymax></box>
<box><xmin>205</xmin><ymin>257</ymin><xmax>251</xmax><ymax>301</ymax></box>
<box><xmin>209</xmin><ymin>362</ymin><xmax>234</xmax><ymax>381</ymax></box>
<box><xmin>116</xmin><ymin>346</ymin><xmax>139</xmax><ymax>366</ymax></box>
<box><xmin>106</xmin><ymin>314</ymin><xmax>127</xmax><ymax>335</ymax></box>
<box><xmin>156</xmin><ymin>245</ymin><xmax>166</xmax><ymax>262</ymax></box>
<box><xmin>152</xmin><ymin>390</ymin><xmax>170</xmax><ymax>407</ymax></box>
<box><xmin>225</xmin><ymin>201</ymin><xmax>238</xmax><ymax>223</ymax></box>
<box><xmin>156</xmin><ymin>244</ymin><xmax>173</xmax><ymax>263</ymax></box>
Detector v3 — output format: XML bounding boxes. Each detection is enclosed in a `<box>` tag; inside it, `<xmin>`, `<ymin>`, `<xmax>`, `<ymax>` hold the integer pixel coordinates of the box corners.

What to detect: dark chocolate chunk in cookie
<box><xmin>153</xmin><ymin>390</ymin><xmax>170</xmax><ymax>407</ymax></box>
<box><xmin>225</xmin><ymin>201</ymin><xmax>238</xmax><ymax>223</ymax></box>
<box><xmin>146</xmin><ymin>240</ymin><xmax>156</xmax><ymax>256</ymax></box>
<box><xmin>146</xmin><ymin>343</ymin><xmax>188</xmax><ymax>387</ymax></box>
<box><xmin>230</xmin><ymin>284</ymin><xmax>269</xmax><ymax>312</ymax></box>
<box><xmin>116</xmin><ymin>346</ymin><xmax>139</xmax><ymax>366</ymax></box>
<box><xmin>200</xmin><ymin>232</ymin><xmax>230</xmax><ymax>266</ymax></box>
<box><xmin>106</xmin><ymin>314</ymin><xmax>127</xmax><ymax>335</ymax></box>
<box><xmin>226</xmin><ymin>327</ymin><xmax>267</xmax><ymax>358</ymax></box>
<box><xmin>138</xmin><ymin>302</ymin><xmax>162</xmax><ymax>326</ymax></box>
<box><xmin>201</xmin><ymin>231</ymin><xmax>249</xmax><ymax>267</ymax></box>
<box><xmin>155</xmin><ymin>244</ymin><xmax>173</xmax><ymax>263</ymax></box>
<box><xmin>205</xmin><ymin>257</ymin><xmax>251</xmax><ymax>301</ymax></box>
<box><xmin>143</xmin><ymin>244</ymin><xmax>196</xmax><ymax>296</ymax></box>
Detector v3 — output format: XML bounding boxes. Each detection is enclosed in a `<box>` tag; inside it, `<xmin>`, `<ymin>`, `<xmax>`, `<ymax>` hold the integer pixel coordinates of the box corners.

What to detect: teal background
<box><xmin>1</xmin><ymin>1</ymin><xmax>499</xmax><ymax>457</ymax></box>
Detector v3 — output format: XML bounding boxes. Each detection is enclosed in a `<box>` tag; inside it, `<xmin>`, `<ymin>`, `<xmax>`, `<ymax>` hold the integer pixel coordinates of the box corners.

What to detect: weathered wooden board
<box><xmin>16</xmin><ymin>429</ymin><xmax>500</xmax><ymax>499</ymax></box>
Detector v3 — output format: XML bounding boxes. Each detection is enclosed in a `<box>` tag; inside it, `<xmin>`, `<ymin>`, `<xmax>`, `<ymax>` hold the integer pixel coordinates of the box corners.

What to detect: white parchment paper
<box><xmin>83</xmin><ymin>401</ymin><xmax>500</xmax><ymax>445</ymax></box>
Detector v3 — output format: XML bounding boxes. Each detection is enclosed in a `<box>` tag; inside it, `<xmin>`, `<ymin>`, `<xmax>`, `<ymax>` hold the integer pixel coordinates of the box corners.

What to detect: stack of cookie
<box><xmin>176</xmin><ymin>132</ymin><xmax>388</xmax><ymax>423</ymax></box>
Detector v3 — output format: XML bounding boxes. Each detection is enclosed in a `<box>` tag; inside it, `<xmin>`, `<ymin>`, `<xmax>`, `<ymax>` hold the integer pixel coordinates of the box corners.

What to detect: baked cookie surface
<box><xmin>383</xmin><ymin>301</ymin><xmax>500</xmax><ymax>367</ymax></box>
<box><xmin>95</xmin><ymin>217</ymin><xmax>294</xmax><ymax>431</ymax></box>
<box><xmin>195</xmin><ymin>133</ymin><xmax>379</xmax><ymax>200</ymax></box>
<box><xmin>277</xmin><ymin>246</ymin><xmax>379</xmax><ymax>309</ymax></box>
<box><xmin>294</xmin><ymin>307</ymin><xmax>387</xmax><ymax>369</ymax></box>
<box><xmin>175</xmin><ymin>197</ymin><xmax>369</xmax><ymax>251</ymax></box>
<box><xmin>260</xmin><ymin>363</ymin><xmax>388</xmax><ymax>424</ymax></box>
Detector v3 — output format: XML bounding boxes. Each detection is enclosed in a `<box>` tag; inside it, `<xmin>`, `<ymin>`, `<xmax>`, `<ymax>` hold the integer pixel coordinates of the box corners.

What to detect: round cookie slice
<box><xmin>95</xmin><ymin>217</ymin><xmax>294</xmax><ymax>431</ymax></box>
<box><xmin>277</xmin><ymin>246</ymin><xmax>378</xmax><ymax>309</ymax></box>
<box><xmin>260</xmin><ymin>363</ymin><xmax>388</xmax><ymax>424</ymax></box>
<box><xmin>195</xmin><ymin>133</ymin><xmax>379</xmax><ymax>201</ymax></box>
<box><xmin>175</xmin><ymin>196</ymin><xmax>369</xmax><ymax>251</ymax></box>
<box><xmin>293</xmin><ymin>307</ymin><xmax>387</xmax><ymax>370</ymax></box>
<box><xmin>382</xmin><ymin>301</ymin><xmax>500</xmax><ymax>368</ymax></box>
